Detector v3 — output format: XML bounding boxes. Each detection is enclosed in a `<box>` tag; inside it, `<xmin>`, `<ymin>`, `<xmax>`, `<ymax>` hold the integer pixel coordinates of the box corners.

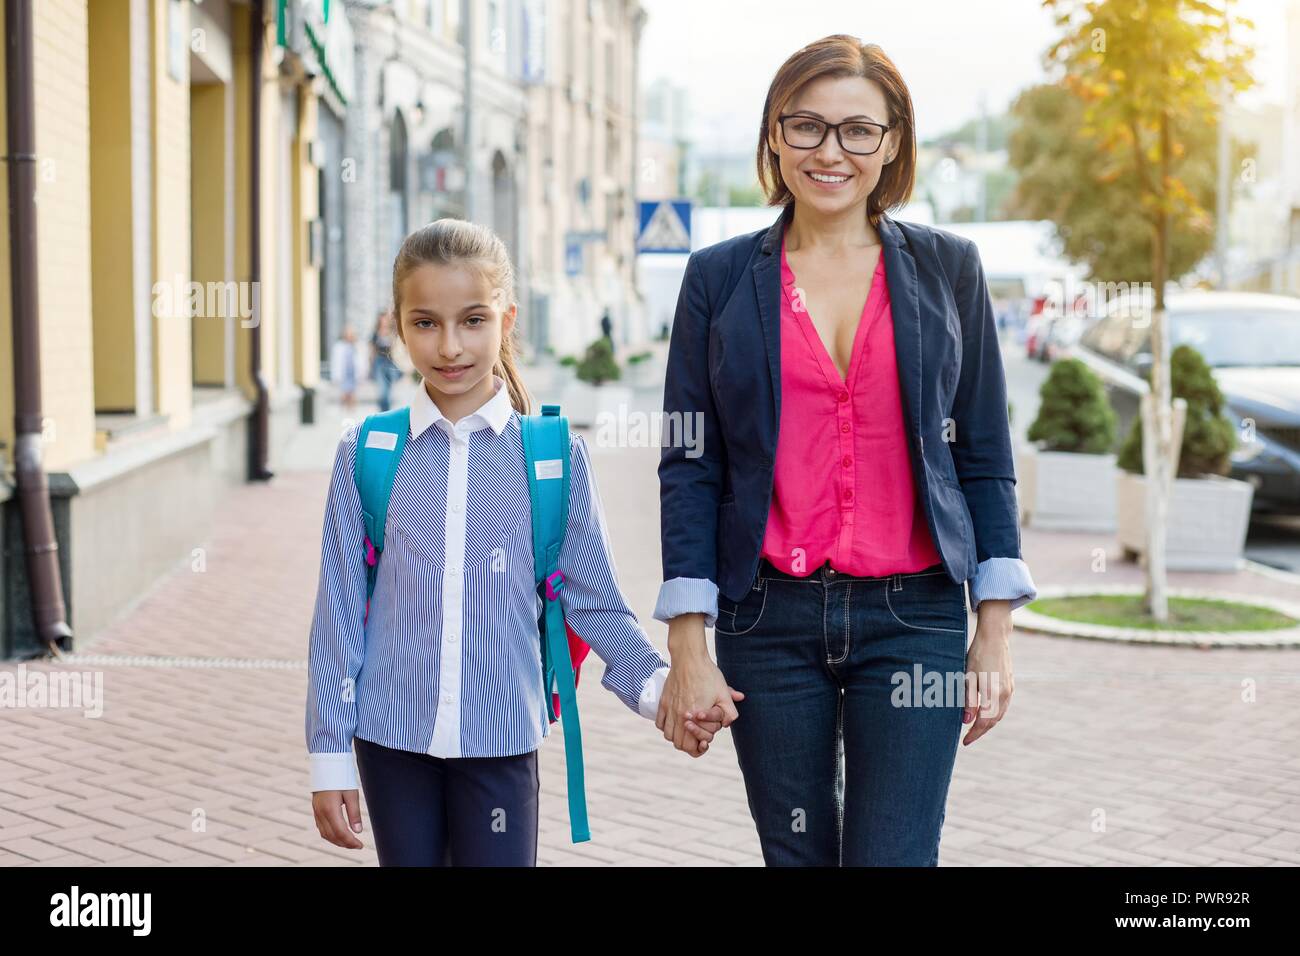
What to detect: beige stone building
<box><xmin>517</xmin><ymin>0</ymin><xmax>649</xmax><ymax>356</ymax></box>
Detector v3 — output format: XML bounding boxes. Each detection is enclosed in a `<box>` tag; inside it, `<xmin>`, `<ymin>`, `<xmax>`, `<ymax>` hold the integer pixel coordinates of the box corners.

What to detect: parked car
<box><xmin>1025</xmin><ymin>304</ymin><xmax>1053</xmax><ymax>361</ymax></box>
<box><xmin>1071</xmin><ymin>291</ymin><xmax>1300</xmax><ymax>512</ymax></box>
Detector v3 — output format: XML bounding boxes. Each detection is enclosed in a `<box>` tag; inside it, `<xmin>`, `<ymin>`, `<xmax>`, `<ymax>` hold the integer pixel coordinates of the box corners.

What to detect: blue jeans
<box><xmin>714</xmin><ymin>558</ymin><xmax>968</xmax><ymax>866</ymax></box>
<box><xmin>375</xmin><ymin>358</ymin><xmax>401</xmax><ymax>412</ymax></box>
<box><xmin>353</xmin><ymin>736</ymin><xmax>540</xmax><ymax>866</ymax></box>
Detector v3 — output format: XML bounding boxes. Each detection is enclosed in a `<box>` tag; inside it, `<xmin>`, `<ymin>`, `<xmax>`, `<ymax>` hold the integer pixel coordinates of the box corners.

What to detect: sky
<box><xmin>639</xmin><ymin>0</ymin><xmax>1293</xmax><ymax>148</ymax></box>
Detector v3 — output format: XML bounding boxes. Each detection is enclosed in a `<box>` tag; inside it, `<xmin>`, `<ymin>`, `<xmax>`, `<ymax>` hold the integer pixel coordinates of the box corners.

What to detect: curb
<box><xmin>1014</xmin><ymin>584</ymin><xmax>1300</xmax><ymax>648</ymax></box>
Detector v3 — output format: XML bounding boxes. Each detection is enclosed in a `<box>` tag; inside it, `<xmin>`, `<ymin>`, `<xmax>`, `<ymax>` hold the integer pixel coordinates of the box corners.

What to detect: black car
<box><xmin>1072</xmin><ymin>291</ymin><xmax>1300</xmax><ymax>512</ymax></box>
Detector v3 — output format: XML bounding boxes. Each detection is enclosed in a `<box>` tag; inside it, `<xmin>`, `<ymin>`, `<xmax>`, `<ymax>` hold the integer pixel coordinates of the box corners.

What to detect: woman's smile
<box><xmin>804</xmin><ymin>168</ymin><xmax>854</xmax><ymax>189</ymax></box>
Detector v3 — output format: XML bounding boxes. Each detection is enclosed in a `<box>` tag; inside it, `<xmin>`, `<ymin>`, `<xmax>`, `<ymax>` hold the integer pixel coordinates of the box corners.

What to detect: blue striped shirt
<box><xmin>306</xmin><ymin>376</ymin><xmax>668</xmax><ymax>792</ymax></box>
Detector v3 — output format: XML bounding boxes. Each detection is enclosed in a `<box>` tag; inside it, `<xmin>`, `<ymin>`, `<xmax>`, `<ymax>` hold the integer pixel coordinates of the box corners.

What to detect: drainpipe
<box><xmin>248</xmin><ymin>0</ymin><xmax>274</xmax><ymax>481</ymax></box>
<box><xmin>5</xmin><ymin>0</ymin><xmax>73</xmax><ymax>656</ymax></box>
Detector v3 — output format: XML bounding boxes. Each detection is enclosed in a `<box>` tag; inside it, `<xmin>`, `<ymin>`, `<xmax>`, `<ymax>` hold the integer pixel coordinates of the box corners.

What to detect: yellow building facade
<box><xmin>0</xmin><ymin>0</ymin><xmax>343</xmax><ymax>657</ymax></box>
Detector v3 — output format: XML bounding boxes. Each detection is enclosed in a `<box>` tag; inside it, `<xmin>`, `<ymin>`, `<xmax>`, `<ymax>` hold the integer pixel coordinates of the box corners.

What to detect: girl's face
<box><xmin>767</xmin><ymin>74</ymin><xmax>900</xmax><ymax>217</ymax></box>
<box><xmin>397</xmin><ymin>261</ymin><xmax>516</xmax><ymax>397</ymax></box>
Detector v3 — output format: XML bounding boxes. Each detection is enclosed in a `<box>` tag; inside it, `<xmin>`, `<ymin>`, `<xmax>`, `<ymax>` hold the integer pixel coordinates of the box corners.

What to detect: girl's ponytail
<box><xmin>494</xmin><ymin>343</ymin><xmax>533</xmax><ymax>417</ymax></box>
<box><xmin>392</xmin><ymin>218</ymin><xmax>533</xmax><ymax>415</ymax></box>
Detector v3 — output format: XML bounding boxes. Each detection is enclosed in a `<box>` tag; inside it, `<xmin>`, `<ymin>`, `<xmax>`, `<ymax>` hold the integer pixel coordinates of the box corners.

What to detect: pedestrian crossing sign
<box><xmin>637</xmin><ymin>200</ymin><xmax>692</xmax><ymax>254</ymax></box>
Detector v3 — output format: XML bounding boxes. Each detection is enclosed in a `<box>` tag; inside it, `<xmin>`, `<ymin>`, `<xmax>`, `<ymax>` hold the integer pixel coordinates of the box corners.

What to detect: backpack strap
<box><xmin>521</xmin><ymin>404</ymin><xmax>590</xmax><ymax>843</ymax></box>
<box><xmin>353</xmin><ymin>407</ymin><xmax>411</xmax><ymax>617</ymax></box>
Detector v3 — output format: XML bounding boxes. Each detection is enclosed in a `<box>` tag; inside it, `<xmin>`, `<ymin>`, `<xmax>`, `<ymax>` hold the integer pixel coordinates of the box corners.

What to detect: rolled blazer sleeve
<box><xmin>654</xmin><ymin>251</ymin><xmax>725</xmax><ymax>629</ymax></box>
<box><xmin>950</xmin><ymin>239</ymin><xmax>1038</xmax><ymax>613</ymax></box>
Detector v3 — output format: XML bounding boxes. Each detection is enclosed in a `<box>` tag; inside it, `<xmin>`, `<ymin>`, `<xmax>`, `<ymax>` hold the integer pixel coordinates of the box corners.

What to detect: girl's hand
<box><xmin>312</xmin><ymin>790</ymin><xmax>365</xmax><ymax>849</ymax></box>
<box><xmin>683</xmin><ymin>704</ymin><xmax>728</xmax><ymax>750</ymax></box>
<box><xmin>962</xmin><ymin>599</ymin><xmax>1014</xmax><ymax>746</ymax></box>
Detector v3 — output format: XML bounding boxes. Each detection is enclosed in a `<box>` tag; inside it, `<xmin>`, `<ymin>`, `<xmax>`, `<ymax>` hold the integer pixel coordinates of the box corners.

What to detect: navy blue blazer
<box><xmin>652</xmin><ymin>203</ymin><xmax>1037</xmax><ymax>628</ymax></box>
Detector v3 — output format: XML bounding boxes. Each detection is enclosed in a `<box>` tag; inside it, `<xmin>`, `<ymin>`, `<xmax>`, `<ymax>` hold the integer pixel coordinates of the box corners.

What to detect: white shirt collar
<box><xmin>410</xmin><ymin>373</ymin><xmax>515</xmax><ymax>440</ymax></box>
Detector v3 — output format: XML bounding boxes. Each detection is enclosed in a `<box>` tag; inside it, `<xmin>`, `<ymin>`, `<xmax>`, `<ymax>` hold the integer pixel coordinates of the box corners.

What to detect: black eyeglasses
<box><xmin>777</xmin><ymin>113</ymin><xmax>894</xmax><ymax>156</ymax></box>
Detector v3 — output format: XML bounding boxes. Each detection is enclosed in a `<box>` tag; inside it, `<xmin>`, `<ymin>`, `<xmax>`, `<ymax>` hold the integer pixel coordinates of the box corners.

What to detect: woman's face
<box><xmin>767</xmin><ymin>74</ymin><xmax>900</xmax><ymax>217</ymax></box>
<box><xmin>397</xmin><ymin>261</ymin><xmax>516</xmax><ymax>397</ymax></box>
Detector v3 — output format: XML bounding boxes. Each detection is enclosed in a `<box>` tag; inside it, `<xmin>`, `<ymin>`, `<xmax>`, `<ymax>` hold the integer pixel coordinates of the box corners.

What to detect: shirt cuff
<box><xmin>310</xmin><ymin>750</ymin><xmax>359</xmax><ymax>792</ymax></box>
<box><xmin>968</xmin><ymin>557</ymin><xmax>1038</xmax><ymax>613</ymax></box>
<box><xmin>637</xmin><ymin>665</ymin><xmax>670</xmax><ymax>720</ymax></box>
<box><xmin>652</xmin><ymin>577</ymin><xmax>720</xmax><ymax>629</ymax></box>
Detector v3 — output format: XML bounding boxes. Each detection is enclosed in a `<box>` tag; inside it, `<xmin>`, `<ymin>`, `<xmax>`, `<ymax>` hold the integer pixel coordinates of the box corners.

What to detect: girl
<box><xmin>655</xmin><ymin>37</ymin><xmax>1038</xmax><ymax>866</ymax></box>
<box><xmin>305</xmin><ymin>218</ymin><xmax>723</xmax><ymax>867</ymax></box>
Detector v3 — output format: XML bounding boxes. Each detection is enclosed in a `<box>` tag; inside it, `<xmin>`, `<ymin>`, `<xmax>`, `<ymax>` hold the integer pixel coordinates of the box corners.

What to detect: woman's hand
<box><xmin>312</xmin><ymin>790</ymin><xmax>365</xmax><ymax>849</ymax></box>
<box><xmin>962</xmin><ymin>599</ymin><xmax>1014</xmax><ymax>745</ymax></box>
<box><xmin>657</xmin><ymin>613</ymin><xmax>745</xmax><ymax>757</ymax></box>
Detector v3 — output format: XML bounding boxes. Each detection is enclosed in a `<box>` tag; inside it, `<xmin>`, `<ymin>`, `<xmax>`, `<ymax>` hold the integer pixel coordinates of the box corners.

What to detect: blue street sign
<box><xmin>637</xmin><ymin>200</ymin><xmax>692</xmax><ymax>253</ymax></box>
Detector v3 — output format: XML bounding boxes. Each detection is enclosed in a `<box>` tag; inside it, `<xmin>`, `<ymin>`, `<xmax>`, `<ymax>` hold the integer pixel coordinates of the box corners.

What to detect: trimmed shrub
<box><xmin>1117</xmin><ymin>344</ymin><xmax>1236</xmax><ymax>477</ymax></box>
<box><xmin>575</xmin><ymin>337</ymin><xmax>621</xmax><ymax>386</ymax></box>
<box><xmin>1026</xmin><ymin>358</ymin><xmax>1117</xmax><ymax>454</ymax></box>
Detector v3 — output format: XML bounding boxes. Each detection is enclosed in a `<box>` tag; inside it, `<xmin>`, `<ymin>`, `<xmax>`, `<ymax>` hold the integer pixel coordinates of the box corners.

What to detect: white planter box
<box><xmin>556</xmin><ymin>381</ymin><xmax>634</xmax><ymax>428</ymax></box>
<box><xmin>625</xmin><ymin>359</ymin><xmax>663</xmax><ymax>390</ymax></box>
<box><xmin>1017</xmin><ymin>446</ymin><xmax>1118</xmax><ymax>532</ymax></box>
<box><xmin>527</xmin><ymin>363</ymin><xmax>575</xmax><ymax>406</ymax></box>
<box><xmin>1116</xmin><ymin>470</ymin><xmax>1255</xmax><ymax>571</ymax></box>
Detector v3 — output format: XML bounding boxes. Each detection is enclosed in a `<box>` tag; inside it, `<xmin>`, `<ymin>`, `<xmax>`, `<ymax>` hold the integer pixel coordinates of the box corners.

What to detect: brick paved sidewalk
<box><xmin>2</xmin><ymin>380</ymin><xmax>1298</xmax><ymax>866</ymax></box>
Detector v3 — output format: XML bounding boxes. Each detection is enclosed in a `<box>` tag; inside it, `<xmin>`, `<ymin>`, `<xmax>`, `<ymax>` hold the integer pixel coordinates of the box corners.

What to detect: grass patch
<box><xmin>1027</xmin><ymin>594</ymin><xmax>1299</xmax><ymax>632</ymax></box>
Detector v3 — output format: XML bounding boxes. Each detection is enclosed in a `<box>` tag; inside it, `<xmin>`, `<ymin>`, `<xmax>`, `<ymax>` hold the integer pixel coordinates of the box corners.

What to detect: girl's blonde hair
<box><xmin>391</xmin><ymin>218</ymin><xmax>532</xmax><ymax>415</ymax></box>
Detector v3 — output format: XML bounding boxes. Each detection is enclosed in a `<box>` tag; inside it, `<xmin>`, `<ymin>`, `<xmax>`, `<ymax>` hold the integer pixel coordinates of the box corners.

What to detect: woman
<box><xmin>653</xmin><ymin>35</ymin><xmax>1038</xmax><ymax>866</ymax></box>
<box><xmin>370</xmin><ymin>310</ymin><xmax>403</xmax><ymax>412</ymax></box>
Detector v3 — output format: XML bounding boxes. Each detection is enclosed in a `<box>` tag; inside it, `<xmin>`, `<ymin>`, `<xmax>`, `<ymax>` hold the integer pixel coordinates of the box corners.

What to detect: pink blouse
<box><xmin>759</xmin><ymin>226</ymin><xmax>942</xmax><ymax>576</ymax></box>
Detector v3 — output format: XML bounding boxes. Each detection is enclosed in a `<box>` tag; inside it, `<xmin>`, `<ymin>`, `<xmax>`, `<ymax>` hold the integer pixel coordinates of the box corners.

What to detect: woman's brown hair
<box><xmin>757</xmin><ymin>35</ymin><xmax>917</xmax><ymax>226</ymax></box>
<box><xmin>391</xmin><ymin>218</ymin><xmax>532</xmax><ymax>415</ymax></box>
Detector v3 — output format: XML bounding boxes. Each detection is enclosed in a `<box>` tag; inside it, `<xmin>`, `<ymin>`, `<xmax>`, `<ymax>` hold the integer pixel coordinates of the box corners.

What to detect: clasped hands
<box><xmin>654</xmin><ymin>614</ymin><xmax>744</xmax><ymax>757</ymax></box>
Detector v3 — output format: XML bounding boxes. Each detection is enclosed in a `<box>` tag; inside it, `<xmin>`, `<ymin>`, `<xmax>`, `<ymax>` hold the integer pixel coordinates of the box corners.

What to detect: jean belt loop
<box><xmin>892</xmin><ymin>573</ymin><xmax>903</xmax><ymax>592</ymax></box>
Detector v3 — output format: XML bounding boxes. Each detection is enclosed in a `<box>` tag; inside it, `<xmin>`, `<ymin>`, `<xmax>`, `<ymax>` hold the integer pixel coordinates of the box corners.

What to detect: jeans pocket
<box><xmin>884</xmin><ymin>573</ymin><xmax>968</xmax><ymax>634</ymax></box>
<box><xmin>714</xmin><ymin>579</ymin><xmax>770</xmax><ymax>635</ymax></box>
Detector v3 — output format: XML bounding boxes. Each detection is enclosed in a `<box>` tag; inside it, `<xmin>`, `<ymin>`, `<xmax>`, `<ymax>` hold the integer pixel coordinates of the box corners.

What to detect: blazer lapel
<box><xmin>753</xmin><ymin>204</ymin><xmax>791</xmax><ymax>442</ymax></box>
<box><xmin>878</xmin><ymin>213</ymin><xmax>922</xmax><ymax>452</ymax></box>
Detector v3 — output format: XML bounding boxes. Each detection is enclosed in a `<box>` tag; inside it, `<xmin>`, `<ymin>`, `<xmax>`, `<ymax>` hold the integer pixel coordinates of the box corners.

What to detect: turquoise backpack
<box><xmin>353</xmin><ymin>404</ymin><xmax>593</xmax><ymax>843</ymax></box>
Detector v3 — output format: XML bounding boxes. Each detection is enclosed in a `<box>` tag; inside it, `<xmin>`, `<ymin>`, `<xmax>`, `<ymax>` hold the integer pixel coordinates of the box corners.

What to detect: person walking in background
<box><xmin>330</xmin><ymin>325</ymin><xmax>359</xmax><ymax>411</ymax></box>
<box><xmin>370</xmin><ymin>310</ymin><xmax>402</xmax><ymax>412</ymax></box>
<box><xmin>600</xmin><ymin>307</ymin><xmax>613</xmax><ymax>344</ymax></box>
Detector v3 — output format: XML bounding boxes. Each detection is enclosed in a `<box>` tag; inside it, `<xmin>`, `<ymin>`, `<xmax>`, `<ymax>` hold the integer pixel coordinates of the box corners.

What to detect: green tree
<box><xmin>1040</xmin><ymin>0</ymin><xmax>1253</xmax><ymax>622</ymax></box>
<box><xmin>1005</xmin><ymin>83</ymin><xmax>1217</xmax><ymax>282</ymax></box>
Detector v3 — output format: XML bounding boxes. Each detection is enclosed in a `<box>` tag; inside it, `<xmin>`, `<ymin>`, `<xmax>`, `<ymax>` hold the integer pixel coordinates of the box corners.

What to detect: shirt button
<box><xmin>442</xmin><ymin>694</ymin><xmax>454</xmax><ymax>704</ymax></box>
<box><xmin>843</xmin><ymin>488</ymin><xmax>854</xmax><ymax>500</ymax></box>
<box><xmin>446</xmin><ymin>633</ymin><xmax>458</xmax><ymax>643</ymax></box>
<box><xmin>841</xmin><ymin>422</ymin><xmax>850</xmax><ymax>433</ymax></box>
<box><xmin>842</xmin><ymin>455</ymin><xmax>852</xmax><ymax>468</ymax></box>
<box><xmin>837</xmin><ymin>391</ymin><xmax>849</xmax><ymax>403</ymax></box>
